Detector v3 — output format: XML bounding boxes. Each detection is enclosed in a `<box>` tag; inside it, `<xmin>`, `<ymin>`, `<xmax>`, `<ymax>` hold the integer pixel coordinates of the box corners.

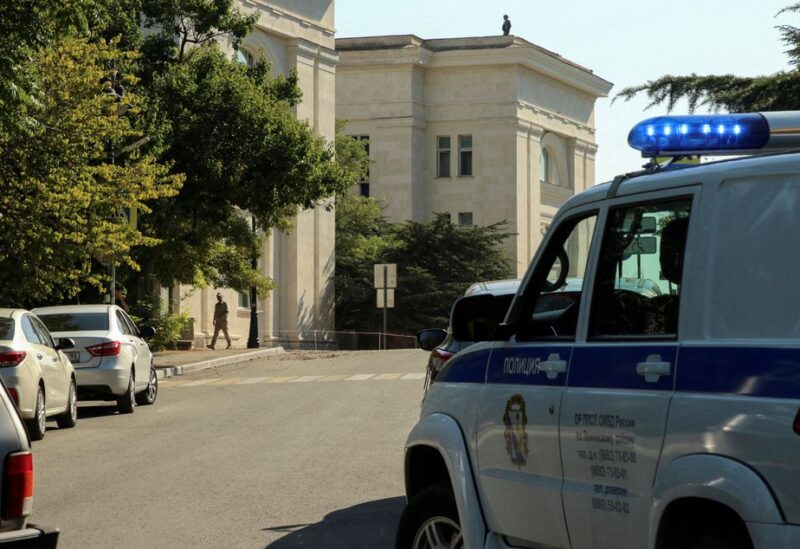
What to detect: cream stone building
<box><xmin>177</xmin><ymin>0</ymin><xmax>337</xmax><ymax>348</ymax></box>
<box><xmin>336</xmin><ymin>35</ymin><xmax>613</xmax><ymax>275</ymax></box>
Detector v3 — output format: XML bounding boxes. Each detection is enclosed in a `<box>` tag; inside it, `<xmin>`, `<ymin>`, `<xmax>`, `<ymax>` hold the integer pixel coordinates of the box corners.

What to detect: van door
<box><xmin>560</xmin><ymin>193</ymin><xmax>695</xmax><ymax>549</ymax></box>
<box><xmin>475</xmin><ymin>212</ymin><xmax>599</xmax><ymax>548</ymax></box>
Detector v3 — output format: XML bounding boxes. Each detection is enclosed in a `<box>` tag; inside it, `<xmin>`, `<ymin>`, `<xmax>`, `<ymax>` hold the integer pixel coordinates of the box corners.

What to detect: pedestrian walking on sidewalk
<box><xmin>208</xmin><ymin>292</ymin><xmax>232</xmax><ymax>350</ymax></box>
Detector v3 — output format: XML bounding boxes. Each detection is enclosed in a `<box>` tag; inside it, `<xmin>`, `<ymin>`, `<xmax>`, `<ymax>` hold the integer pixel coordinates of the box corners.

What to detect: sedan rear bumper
<box><xmin>74</xmin><ymin>359</ymin><xmax>129</xmax><ymax>398</ymax></box>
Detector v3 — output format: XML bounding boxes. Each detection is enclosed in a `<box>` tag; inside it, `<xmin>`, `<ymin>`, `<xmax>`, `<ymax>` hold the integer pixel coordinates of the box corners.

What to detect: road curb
<box><xmin>154</xmin><ymin>347</ymin><xmax>285</xmax><ymax>380</ymax></box>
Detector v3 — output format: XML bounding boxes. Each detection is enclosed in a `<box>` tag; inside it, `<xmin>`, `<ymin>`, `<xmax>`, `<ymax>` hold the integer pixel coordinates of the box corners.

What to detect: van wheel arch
<box><xmin>405</xmin><ymin>445</ymin><xmax>453</xmax><ymax>500</ymax></box>
<box><xmin>656</xmin><ymin>497</ymin><xmax>753</xmax><ymax>549</ymax></box>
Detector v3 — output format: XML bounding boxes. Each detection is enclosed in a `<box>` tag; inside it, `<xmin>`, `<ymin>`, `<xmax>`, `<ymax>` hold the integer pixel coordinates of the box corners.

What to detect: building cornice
<box><xmin>286</xmin><ymin>38</ymin><xmax>338</xmax><ymax>67</ymax></box>
<box><xmin>518</xmin><ymin>101</ymin><xmax>597</xmax><ymax>136</ymax></box>
<box><xmin>242</xmin><ymin>0</ymin><xmax>335</xmax><ymax>38</ymax></box>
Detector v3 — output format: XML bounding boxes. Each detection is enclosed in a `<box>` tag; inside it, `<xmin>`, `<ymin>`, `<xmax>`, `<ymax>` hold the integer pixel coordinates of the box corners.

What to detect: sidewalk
<box><xmin>153</xmin><ymin>347</ymin><xmax>285</xmax><ymax>379</ymax></box>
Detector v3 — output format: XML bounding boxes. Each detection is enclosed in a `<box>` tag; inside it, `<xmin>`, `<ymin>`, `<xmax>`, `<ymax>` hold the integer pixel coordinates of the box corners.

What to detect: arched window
<box><xmin>540</xmin><ymin>149</ymin><xmax>550</xmax><ymax>183</ymax></box>
<box><xmin>236</xmin><ymin>48</ymin><xmax>254</xmax><ymax>67</ymax></box>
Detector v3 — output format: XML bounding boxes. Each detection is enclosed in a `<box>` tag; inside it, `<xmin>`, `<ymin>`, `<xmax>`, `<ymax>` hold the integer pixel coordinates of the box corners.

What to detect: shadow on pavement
<box><xmin>264</xmin><ymin>496</ymin><xmax>405</xmax><ymax>548</ymax></box>
<box><xmin>76</xmin><ymin>403</ymin><xmax>119</xmax><ymax>419</ymax></box>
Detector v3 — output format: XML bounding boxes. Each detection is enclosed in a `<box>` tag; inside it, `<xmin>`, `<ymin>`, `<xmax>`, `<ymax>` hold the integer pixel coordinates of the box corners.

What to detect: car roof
<box><xmin>32</xmin><ymin>305</ymin><xmax>112</xmax><ymax>315</ymax></box>
<box><xmin>0</xmin><ymin>309</ymin><xmax>20</xmax><ymax>319</ymax></box>
<box><xmin>561</xmin><ymin>151</ymin><xmax>800</xmax><ymax>211</ymax></box>
<box><xmin>465</xmin><ymin>279</ymin><xmax>521</xmax><ymax>296</ymax></box>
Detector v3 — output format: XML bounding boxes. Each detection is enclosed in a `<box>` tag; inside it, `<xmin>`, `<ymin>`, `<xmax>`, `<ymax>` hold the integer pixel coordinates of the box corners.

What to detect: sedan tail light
<box><xmin>86</xmin><ymin>341</ymin><xmax>121</xmax><ymax>357</ymax></box>
<box><xmin>3</xmin><ymin>451</ymin><xmax>33</xmax><ymax>519</ymax></box>
<box><xmin>0</xmin><ymin>352</ymin><xmax>26</xmax><ymax>368</ymax></box>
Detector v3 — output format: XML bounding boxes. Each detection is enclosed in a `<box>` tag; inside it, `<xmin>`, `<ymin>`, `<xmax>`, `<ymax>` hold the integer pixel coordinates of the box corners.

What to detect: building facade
<box><xmin>179</xmin><ymin>0</ymin><xmax>338</xmax><ymax>348</ymax></box>
<box><xmin>336</xmin><ymin>35</ymin><xmax>612</xmax><ymax>275</ymax></box>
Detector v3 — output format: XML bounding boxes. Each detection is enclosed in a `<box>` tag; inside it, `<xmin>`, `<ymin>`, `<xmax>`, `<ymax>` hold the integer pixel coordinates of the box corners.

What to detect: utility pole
<box><xmin>247</xmin><ymin>214</ymin><xmax>260</xmax><ymax>348</ymax></box>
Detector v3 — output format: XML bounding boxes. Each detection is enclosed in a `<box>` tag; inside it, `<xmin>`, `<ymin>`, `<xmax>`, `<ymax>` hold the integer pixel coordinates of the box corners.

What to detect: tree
<box><xmin>134</xmin><ymin>44</ymin><xmax>357</xmax><ymax>296</ymax></box>
<box><xmin>617</xmin><ymin>5</ymin><xmax>800</xmax><ymax>112</ymax></box>
<box><xmin>385</xmin><ymin>215</ymin><xmax>515</xmax><ymax>332</ymax></box>
<box><xmin>334</xmin><ymin>193</ymin><xmax>395</xmax><ymax>332</ymax></box>
<box><xmin>335</xmin><ymin>197</ymin><xmax>515</xmax><ymax>334</ymax></box>
<box><xmin>0</xmin><ymin>37</ymin><xmax>182</xmax><ymax>306</ymax></box>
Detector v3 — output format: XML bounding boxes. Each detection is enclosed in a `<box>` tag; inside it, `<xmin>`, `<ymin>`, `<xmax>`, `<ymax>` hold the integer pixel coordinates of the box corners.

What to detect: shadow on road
<box><xmin>264</xmin><ymin>496</ymin><xmax>405</xmax><ymax>548</ymax></box>
<box><xmin>76</xmin><ymin>403</ymin><xmax>119</xmax><ymax>419</ymax></box>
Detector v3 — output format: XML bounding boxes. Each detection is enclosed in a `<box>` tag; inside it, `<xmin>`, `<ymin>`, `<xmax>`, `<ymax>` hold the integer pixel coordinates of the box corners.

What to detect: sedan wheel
<box><xmin>117</xmin><ymin>372</ymin><xmax>135</xmax><ymax>414</ymax></box>
<box><xmin>25</xmin><ymin>387</ymin><xmax>46</xmax><ymax>441</ymax></box>
<box><xmin>57</xmin><ymin>380</ymin><xmax>78</xmax><ymax>429</ymax></box>
<box><xmin>135</xmin><ymin>367</ymin><xmax>158</xmax><ymax>406</ymax></box>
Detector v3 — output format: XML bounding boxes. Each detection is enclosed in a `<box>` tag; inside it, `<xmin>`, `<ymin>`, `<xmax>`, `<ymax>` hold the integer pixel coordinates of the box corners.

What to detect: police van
<box><xmin>396</xmin><ymin>112</ymin><xmax>800</xmax><ymax>549</ymax></box>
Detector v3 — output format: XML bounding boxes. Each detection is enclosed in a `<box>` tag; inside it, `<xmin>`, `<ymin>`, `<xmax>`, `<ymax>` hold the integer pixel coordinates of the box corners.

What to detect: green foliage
<box><xmin>335</xmin><ymin>194</ymin><xmax>396</xmax><ymax>332</ymax></box>
<box><xmin>137</xmin><ymin>45</ymin><xmax>357</xmax><ymax>294</ymax></box>
<box><xmin>617</xmin><ymin>5</ymin><xmax>800</xmax><ymax>112</ymax></box>
<box><xmin>129</xmin><ymin>296</ymin><xmax>190</xmax><ymax>352</ymax></box>
<box><xmin>335</xmin><ymin>196</ymin><xmax>515</xmax><ymax>334</ymax></box>
<box><xmin>386</xmin><ymin>215</ymin><xmax>515</xmax><ymax>332</ymax></box>
<box><xmin>335</xmin><ymin>121</ymin><xmax>371</xmax><ymax>184</ymax></box>
<box><xmin>0</xmin><ymin>37</ymin><xmax>182</xmax><ymax>306</ymax></box>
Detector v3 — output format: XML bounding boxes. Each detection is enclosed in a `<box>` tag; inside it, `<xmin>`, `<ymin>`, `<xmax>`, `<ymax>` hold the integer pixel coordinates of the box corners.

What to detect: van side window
<box><xmin>589</xmin><ymin>199</ymin><xmax>691</xmax><ymax>339</ymax></box>
<box><xmin>518</xmin><ymin>214</ymin><xmax>598</xmax><ymax>340</ymax></box>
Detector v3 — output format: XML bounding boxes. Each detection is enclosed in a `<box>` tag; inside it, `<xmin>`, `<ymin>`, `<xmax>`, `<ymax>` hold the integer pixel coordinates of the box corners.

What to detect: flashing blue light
<box><xmin>628</xmin><ymin>114</ymin><xmax>770</xmax><ymax>156</ymax></box>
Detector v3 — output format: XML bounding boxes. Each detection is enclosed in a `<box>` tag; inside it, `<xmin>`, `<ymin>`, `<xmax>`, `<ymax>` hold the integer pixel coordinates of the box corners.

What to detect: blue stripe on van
<box><xmin>436</xmin><ymin>349</ymin><xmax>491</xmax><ymax>384</ymax></box>
<box><xmin>677</xmin><ymin>346</ymin><xmax>800</xmax><ymax>398</ymax></box>
<box><xmin>568</xmin><ymin>345</ymin><xmax>677</xmax><ymax>391</ymax></box>
<box><xmin>486</xmin><ymin>346</ymin><xmax>572</xmax><ymax>386</ymax></box>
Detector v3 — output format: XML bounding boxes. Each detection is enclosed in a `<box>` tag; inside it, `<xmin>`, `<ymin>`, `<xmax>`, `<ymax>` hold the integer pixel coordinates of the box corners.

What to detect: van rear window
<box><xmin>0</xmin><ymin>319</ymin><xmax>13</xmax><ymax>340</ymax></box>
<box><xmin>38</xmin><ymin>313</ymin><xmax>109</xmax><ymax>332</ymax></box>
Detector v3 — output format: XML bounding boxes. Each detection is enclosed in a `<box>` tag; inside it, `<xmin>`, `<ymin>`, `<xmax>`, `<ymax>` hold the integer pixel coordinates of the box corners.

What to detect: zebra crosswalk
<box><xmin>162</xmin><ymin>372</ymin><xmax>426</xmax><ymax>388</ymax></box>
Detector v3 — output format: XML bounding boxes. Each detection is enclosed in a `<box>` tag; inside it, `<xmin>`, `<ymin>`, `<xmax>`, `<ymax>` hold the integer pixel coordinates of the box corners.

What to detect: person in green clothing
<box><xmin>208</xmin><ymin>292</ymin><xmax>231</xmax><ymax>349</ymax></box>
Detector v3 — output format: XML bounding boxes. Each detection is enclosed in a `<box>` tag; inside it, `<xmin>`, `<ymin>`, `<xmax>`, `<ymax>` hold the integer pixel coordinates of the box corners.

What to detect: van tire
<box><xmin>396</xmin><ymin>482</ymin><xmax>463</xmax><ymax>549</ymax></box>
<box><xmin>688</xmin><ymin>531</ymin><xmax>752</xmax><ymax>549</ymax></box>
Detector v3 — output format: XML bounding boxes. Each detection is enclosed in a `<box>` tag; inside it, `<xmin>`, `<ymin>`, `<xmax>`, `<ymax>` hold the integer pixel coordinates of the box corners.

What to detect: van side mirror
<box><xmin>417</xmin><ymin>329</ymin><xmax>447</xmax><ymax>351</ymax></box>
<box><xmin>451</xmin><ymin>294</ymin><xmax>513</xmax><ymax>342</ymax></box>
<box><xmin>139</xmin><ymin>326</ymin><xmax>156</xmax><ymax>339</ymax></box>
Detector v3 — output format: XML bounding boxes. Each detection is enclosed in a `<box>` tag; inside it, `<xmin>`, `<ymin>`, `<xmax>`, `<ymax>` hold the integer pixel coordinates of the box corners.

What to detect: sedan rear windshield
<box><xmin>0</xmin><ymin>319</ymin><xmax>13</xmax><ymax>340</ymax></box>
<box><xmin>38</xmin><ymin>313</ymin><xmax>109</xmax><ymax>332</ymax></box>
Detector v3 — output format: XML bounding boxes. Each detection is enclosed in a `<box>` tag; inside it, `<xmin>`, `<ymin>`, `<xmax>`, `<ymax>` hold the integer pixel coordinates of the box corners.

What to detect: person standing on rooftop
<box><xmin>502</xmin><ymin>15</ymin><xmax>512</xmax><ymax>36</ymax></box>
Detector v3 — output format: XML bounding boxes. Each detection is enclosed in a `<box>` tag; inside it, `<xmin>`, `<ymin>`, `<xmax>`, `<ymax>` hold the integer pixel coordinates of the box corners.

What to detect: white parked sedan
<box><xmin>33</xmin><ymin>305</ymin><xmax>158</xmax><ymax>414</ymax></box>
<box><xmin>0</xmin><ymin>309</ymin><xmax>78</xmax><ymax>440</ymax></box>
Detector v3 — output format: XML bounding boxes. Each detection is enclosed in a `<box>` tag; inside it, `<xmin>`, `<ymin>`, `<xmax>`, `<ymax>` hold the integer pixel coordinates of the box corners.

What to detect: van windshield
<box><xmin>38</xmin><ymin>313</ymin><xmax>109</xmax><ymax>332</ymax></box>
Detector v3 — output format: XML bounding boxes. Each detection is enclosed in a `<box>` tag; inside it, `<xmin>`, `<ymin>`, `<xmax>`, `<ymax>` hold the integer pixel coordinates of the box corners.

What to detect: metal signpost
<box><xmin>374</xmin><ymin>263</ymin><xmax>397</xmax><ymax>350</ymax></box>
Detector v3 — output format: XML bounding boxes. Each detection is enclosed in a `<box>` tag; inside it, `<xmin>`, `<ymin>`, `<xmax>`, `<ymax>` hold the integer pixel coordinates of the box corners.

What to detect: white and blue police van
<box><xmin>397</xmin><ymin>112</ymin><xmax>800</xmax><ymax>549</ymax></box>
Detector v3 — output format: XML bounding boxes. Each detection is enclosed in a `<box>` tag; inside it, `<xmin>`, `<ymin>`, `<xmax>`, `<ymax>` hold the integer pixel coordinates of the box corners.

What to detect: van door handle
<box><xmin>636</xmin><ymin>355</ymin><xmax>672</xmax><ymax>383</ymax></box>
<box><xmin>540</xmin><ymin>354</ymin><xmax>567</xmax><ymax>380</ymax></box>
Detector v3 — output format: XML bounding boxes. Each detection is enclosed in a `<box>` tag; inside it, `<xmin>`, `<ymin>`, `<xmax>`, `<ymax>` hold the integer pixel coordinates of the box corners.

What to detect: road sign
<box><xmin>377</xmin><ymin>288</ymin><xmax>395</xmax><ymax>309</ymax></box>
<box><xmin>374</xmin><ymin>264</ymin><xmax>397</xmax><ymax>289</ymax></box>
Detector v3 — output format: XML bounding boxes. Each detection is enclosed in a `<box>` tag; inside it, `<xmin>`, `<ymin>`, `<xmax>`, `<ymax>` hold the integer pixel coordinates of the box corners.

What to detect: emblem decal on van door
<box><xmin>503</xmin><ymin>394</ymin><xmax>529</xmax><ymax>466</ymax></box>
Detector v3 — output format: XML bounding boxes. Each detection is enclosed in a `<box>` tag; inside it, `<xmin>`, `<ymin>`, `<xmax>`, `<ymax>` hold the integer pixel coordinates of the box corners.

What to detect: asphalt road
<box><xmin>32</xmin><ymin>349</ymin><xmax>428</xmax><ymax>548</ymax></box>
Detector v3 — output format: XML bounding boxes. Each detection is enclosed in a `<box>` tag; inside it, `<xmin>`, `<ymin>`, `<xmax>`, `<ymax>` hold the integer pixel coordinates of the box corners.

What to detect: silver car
<box><xmin>33</xmin><ymin>305</ymin><xmax>158</xmax><ymax>414</ymax></box>
<box><xmin>0</xmin><ymin>309</ymin><xmax>77</xmax><ymax>441</ymax></box>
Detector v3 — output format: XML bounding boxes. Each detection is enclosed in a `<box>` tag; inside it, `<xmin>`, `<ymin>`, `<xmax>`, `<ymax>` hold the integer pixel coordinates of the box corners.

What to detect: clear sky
<box><xmin>336</xmin><ymin>0</ymin><xmax>793</xmax><ymax>183</ymax></box>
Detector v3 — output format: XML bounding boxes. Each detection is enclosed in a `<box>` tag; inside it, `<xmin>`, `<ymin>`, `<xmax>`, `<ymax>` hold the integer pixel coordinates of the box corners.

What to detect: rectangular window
<box><xmin>356</xmin><ymin>135</ymin><xmax>370</xmax><ymax>196</ymax></box>
<box><xmin>359</xmin><ymin>182</ymin><xmax>370</xmax><ymax>197</ymax></box>
<box><xmin>238</xmin><ymin>292</ymin><xmax>250</xmax><ymax>309</ymax></box>
<box><xmin>437</xmin><ymin>136</ymin><xmax>451</xmax><ymax>178</ymax></box>
<box><xmin>589</xmin><ymin>199</ymin><xmax>692</xmax><ymax>339</ymax></box>
<box><xmin>458</xmin><ymin>135</ymin><xmax>472</xmax><ymax>176</ymax></box>
<box><xmin>458</xmin><ymin>212</ymin><xmax>473</xmax><ymax>227</ymax></box>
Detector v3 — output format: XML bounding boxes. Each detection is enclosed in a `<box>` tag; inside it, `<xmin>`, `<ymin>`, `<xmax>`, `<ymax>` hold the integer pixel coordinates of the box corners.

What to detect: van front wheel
<box><xmin>395</xmin><ymin>482</ymin><xmax>463</xmax><ymax>549</ymax></box>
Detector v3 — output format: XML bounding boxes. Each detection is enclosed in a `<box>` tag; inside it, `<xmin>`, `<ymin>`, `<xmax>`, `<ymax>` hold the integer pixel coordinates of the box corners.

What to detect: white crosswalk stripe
<box><xmin>169</xmin><ymin>373</ymin><xmax>425</xmax><ymax>387</ymax></box>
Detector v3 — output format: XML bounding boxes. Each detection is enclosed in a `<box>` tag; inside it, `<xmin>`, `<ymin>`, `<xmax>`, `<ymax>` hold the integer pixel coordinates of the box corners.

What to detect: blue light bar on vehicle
<box><xmin>628</xmin><ymin>112</ymin><xmax>800</xmax><ymax>157</ymax></box>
